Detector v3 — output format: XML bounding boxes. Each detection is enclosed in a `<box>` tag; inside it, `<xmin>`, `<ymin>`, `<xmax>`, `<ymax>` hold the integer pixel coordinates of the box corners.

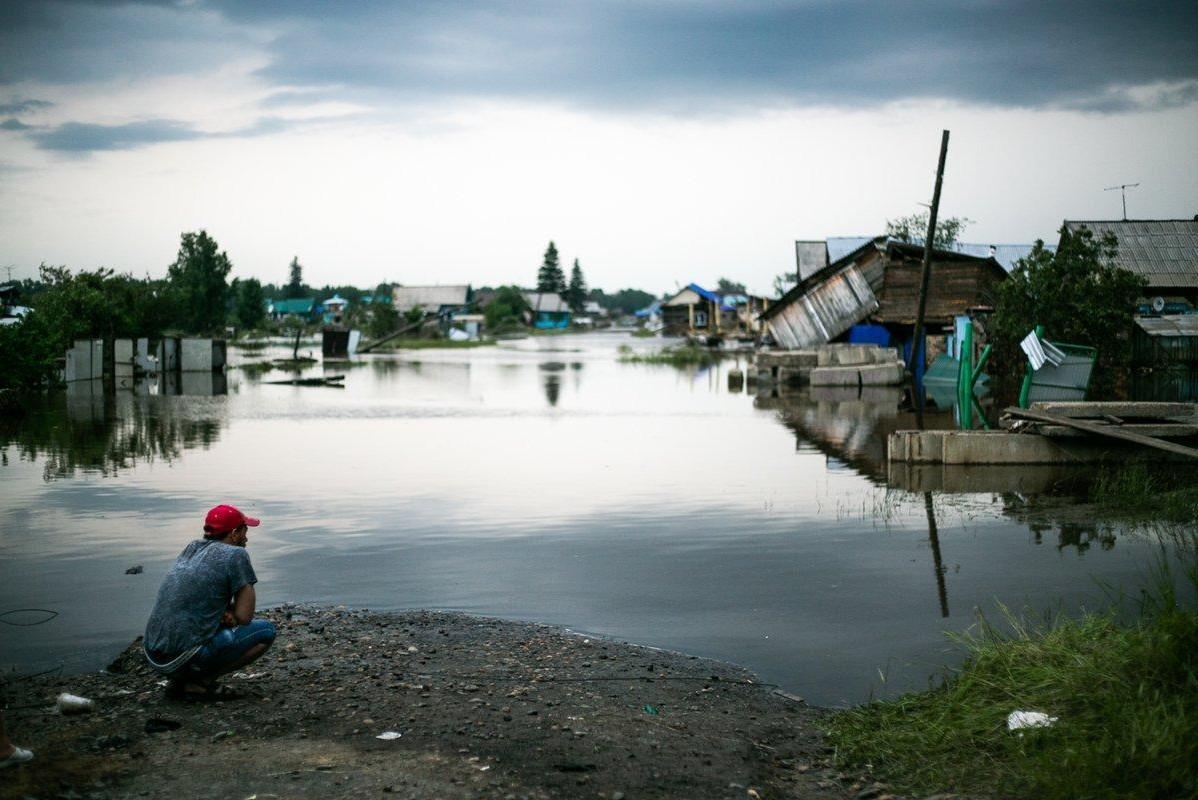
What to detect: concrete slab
<box><xmin>810</xmin><ymin>365</ymin><xmax>861</xmax><ymax>387</ymax></box>
<box><xmin>756</xmin><ymin>350</ymin><xmax>817</xmax><ymax>369</ymax></box>
<box><xmin>858</xmin><ymin>362</ymin><xmax>905</xmax><ymax>386</ymax></box>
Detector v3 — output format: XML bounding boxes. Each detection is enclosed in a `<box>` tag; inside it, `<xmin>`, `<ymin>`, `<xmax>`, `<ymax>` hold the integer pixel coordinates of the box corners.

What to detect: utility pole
<box><xmin>908</xmin><ymin>129</ymin><xmax>950</xmax><ymax>374</ymax></box>
<box><xmin>1104</xmin><ymin>182</ymin><xmax>1139</xmax><ymax>221</ymax></box>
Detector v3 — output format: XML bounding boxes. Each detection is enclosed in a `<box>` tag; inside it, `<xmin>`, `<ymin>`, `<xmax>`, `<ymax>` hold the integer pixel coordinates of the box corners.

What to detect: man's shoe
<box><xmin>0</xmin><ymin>746</ymin><xmax>34</xmax><ymax>768</ymax></box>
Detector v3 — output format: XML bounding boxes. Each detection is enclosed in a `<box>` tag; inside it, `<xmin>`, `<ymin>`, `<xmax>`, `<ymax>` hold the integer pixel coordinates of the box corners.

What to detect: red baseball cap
<box><xmin>203</xmin><ymin>504</ymin><xmax>261</xmax><ymax>536</ymax></box>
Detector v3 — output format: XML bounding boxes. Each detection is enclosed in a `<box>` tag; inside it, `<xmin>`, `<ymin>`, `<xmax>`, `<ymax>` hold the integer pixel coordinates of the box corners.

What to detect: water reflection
<box><xmin>759</xmin><ymin>385</ymin><xmax>956</xmax><ymax>482</ymax></box>
<box><xmin>543</xmin><ymin>374</ymin><xmax>561</xmax><ymax>406</ymax></box>
<box><xmin>1</xmin><ymin>379</ymin><xmax>227</xmax><ymax>480</ymax></box>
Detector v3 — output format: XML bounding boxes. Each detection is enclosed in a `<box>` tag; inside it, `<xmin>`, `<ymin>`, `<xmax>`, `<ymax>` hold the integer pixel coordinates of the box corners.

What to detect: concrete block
<box><xmin>940</xmin><ymin>431</ymin><xmax>1078</xmax><ymax>465</ymax></box>
<box><xmin>858</xmin><ymin>362</ymin><xmax>905</xmax><ymax>386</ymax></box>
<box><xmin>909</xmin><ymin>430</ymin><xmax>945</xmax><ymax>463</ymax></box>
<box><xmin>810</xmin><ymin>365</ymin><xmax>861</xmax><ymax>386</ymax></box>
<box><xmin>755</xmin><ymin>350</ymin><xmax>816</xmax><ymax>369</ymax></box>
<box><xmin>872</xmin><ymin>347</ymin><xmax>901</xmax><ymax>364</ymax></box>
<box><xmin>777</xmin><ymin>367</ymin><xmax>809</xmax><ymax>386</ymax></box>
<box><xmin>158</xmin><ymin>337</ymin><xmax>179</xmax><ymax>372</ymax></box>
<box><xmin>180</xmin><ymin>338</ymin><xmax>213</xmax><ymax>372</ymax></box>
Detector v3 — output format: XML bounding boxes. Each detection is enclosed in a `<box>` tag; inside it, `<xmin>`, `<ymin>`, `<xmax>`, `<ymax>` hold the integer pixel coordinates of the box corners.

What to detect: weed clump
<box><xmin>828</xmin><ymin>542</ymin><xmax>1198</xmax><ymax>799</ymax></box>
<box><xmin>1089</xmin><ymin>463</ymin><xmax>1198</xmax><ymax>524</ymax></box>
<box><xmin>618</xmin><ymin>344</ymin><xmax>722</xmax><ymax>367</ymax></box>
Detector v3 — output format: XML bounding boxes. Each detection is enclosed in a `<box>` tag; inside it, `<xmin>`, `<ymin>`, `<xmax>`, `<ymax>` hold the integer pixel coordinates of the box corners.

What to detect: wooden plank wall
<box><xmin>877</xmin><ymin>254</ymin><xmax>999</xmax><ymax>324</ymax></box>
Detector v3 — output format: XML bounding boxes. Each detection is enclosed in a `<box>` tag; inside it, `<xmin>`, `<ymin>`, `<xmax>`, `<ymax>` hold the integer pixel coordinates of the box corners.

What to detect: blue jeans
<box><xmin>186</xmin><ymin>619</ymin><xmax>276</xmax><ymax>678</ymax></box>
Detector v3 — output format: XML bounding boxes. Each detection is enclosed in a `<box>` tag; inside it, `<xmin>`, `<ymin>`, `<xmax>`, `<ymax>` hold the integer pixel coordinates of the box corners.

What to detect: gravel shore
<box><xmin>2</xmin><ymin>606</ymin><xmax>882</xmax><ymax>800</ymax></box>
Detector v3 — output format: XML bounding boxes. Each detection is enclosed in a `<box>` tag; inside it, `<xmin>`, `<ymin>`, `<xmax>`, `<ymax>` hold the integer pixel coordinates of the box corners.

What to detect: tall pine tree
<box><xmin>566</xmin><ymin>259</ymin><xmax>587</xmax><ymax>312</ymax></box>
<box><xmin>536</xmin><ymin>241</ymin><xmax>566</xmax><ymax>293</ymax></box>
<box><xmin>285</xmin><ymin>256</ymin><xmax>305</xmax><ymax>299</ymax></box>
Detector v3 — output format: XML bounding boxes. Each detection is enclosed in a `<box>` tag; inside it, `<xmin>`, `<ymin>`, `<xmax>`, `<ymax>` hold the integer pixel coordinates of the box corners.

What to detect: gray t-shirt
<box><xmin>144</xmin><ymin>539</ymin><xmax>258</xmax><ymax>656</ymax></box>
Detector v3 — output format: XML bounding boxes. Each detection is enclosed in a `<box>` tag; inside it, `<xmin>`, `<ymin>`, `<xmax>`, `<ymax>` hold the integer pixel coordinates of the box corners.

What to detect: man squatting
<box><xmin>143</xmin><ymin>504</ymin><xmax>276</xmax><ymax>699</ymax></box>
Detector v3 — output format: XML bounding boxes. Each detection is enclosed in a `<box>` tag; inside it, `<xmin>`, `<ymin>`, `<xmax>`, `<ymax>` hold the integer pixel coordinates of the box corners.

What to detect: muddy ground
<box><xmin>3</xmin><ymin>606</ymin><xmax>908</xmax><ymax>800</ymax></box>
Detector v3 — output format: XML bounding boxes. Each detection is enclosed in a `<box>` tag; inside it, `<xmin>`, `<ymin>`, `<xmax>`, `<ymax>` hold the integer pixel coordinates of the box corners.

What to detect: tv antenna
<box><xmin>1104</xmin><ymin>182</ymin><xmax>1139</xmax><ymax>221</ymax></box>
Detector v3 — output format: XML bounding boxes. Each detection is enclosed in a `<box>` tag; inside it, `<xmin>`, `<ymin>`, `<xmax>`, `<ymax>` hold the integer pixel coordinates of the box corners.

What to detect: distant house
<box><xmin>522</xmin><ymin>292</ymin><xmax>572</xmax><ymax>329</ymax></box>
<box><xmin>583</xmin><ymin>300</ymin><xmax>608</xmax><ymax>318</ymax></box>
<box><xmin>661</xmin><ymin>284</ymin><xmax>738</xmax><ymax>335</ymax></box>
<box><xmin>761</xmin><ymin>237</ymin><xmax>1007</xmax><ymax>354</ymax></box>
<box><xmin>268</xmin><ymin>298</ymin><xmax>317</xmax><ymax>321</ymax></box>
<box><xmin>322</xmin><ymin>294</ymin><xmax>349</xmax><ymax>325</ymax></box>
<box><xmin>0</xmin><ymin>284</ymin><xmax>29</xmax><ymax>327</ymax></box>
<box><xmin>392</xmin><ymin>285</ymin><xmax>472</xmax><ymax>317</ymax></box>
<box><xmin>1061</xmin><ymin>219</ymin><xmax>1198</xmax><ymax>309</ymax></box>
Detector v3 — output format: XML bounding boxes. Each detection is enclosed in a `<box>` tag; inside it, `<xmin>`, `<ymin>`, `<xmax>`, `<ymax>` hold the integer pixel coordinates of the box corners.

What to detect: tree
<box><xmin>885</xmin><ymin>211</ymin><xmax>972</xmax><ymax>248</ymax></box>
<box><xmin>772</xmin><ymin>272</ymin><xmax>796</xmax><ymax>297</ymax></box>
<box><xmin>285</xmin><ymin>256</ymin><xmax>305</xmax><ymax>299</ymax></box>
<box><xmin>167</xmin><ymin>230</ymin><xmax>232</xmax><ymax>333</ymax></box>
<box><xmin>366</xmin><ymin>300</ymin><xmax>400</xmax><ymax>339</ymax></box>
<box><xmin>592</xmin><ymin>287</ymin><xmax>655</xmax><ymax>316</ymax></box>
<box><xmin>1</xmin><ymin>265</ymin><xmax>171</xmax><ymax>394</ymax></box>
<box><xmin>566</xmin><ymin>259</ymin><xmax>587</xmax><ymax>312</ymax></box>
<box><xmin>234</xmin><ymin>277</ymin><xmax>266</xmax><ymax>330</ymax></box>
<box><xmin>991</xmin><ymin>226</ymin><xmax>1145</xmax><ymax>398</ymax></box>
<box><xmin>716</xmin><ymin>278</ymin><xmax>746</xmax><ymax>295</ymax></box>
<box><xmin>484</xmin><ymin>285</ymin><xmax>529</xmax><ymax>332</ymax></box>
<box><xmin>536</xmin><ymin>241</ymin><xmax>566</xmax><ymax>293</ymax></box>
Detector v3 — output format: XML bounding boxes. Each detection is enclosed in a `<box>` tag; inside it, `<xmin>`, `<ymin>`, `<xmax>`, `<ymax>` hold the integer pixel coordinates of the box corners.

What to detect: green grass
<box><xmin>377</xmin><ymin>339</ymin><xmax>495</xmax><ymax>350</ymax></box>
<box><xmin>1089</xmin><ymin>463</ymin><xmax>1198</xmax><ymax>524</ymax></box>
<box><xmin>618</xmin><ymin>343</ymin><xmax>723</xmax><ymax>367</ymax></box>
<box><xmin>828</xmin><ymin>540</ymin><xmax>1198</xmax><ymax>799</ymax></box>
<box><xmin>235</xmin><ymin>360</ymin><xmax>276</xmax><ymax>375</ymax></box>
<box><xmin>631</xmin><ymin>327</ymin><xmax>657</xmax><ymax>338</ymax></box>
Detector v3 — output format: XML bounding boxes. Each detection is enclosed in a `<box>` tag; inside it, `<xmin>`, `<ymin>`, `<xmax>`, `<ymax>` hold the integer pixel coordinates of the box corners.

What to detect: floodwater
<box><xmin>0</xmin><ymin>333</ymin><xmax>1187</xmax><ymax>706</ymax></box>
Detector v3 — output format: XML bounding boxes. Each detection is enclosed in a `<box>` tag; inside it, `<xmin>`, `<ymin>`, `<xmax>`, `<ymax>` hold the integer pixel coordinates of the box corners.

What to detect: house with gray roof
<box><xmin>1061</xmin><ymin>219</ymin><xmax>1198</xmax><ymax>304</ymax></box>
<box><xmin>391</xmin><ymin>285</ymin><xmax>472</xmax><ymax>315</ymax></box>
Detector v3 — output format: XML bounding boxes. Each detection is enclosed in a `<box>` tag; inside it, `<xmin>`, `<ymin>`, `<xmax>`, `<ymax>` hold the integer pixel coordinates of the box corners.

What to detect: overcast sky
<box><xmin>1</xmin><ymin>0</ymin><xmax>1196</xmax><ymax>295</ymax></box>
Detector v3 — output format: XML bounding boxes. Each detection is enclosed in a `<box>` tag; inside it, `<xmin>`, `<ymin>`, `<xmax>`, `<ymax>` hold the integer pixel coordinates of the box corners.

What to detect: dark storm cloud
<box><xmin>0</xmin><ymin>0</ymin><xmax>258</xmax><ymax>85</ymax></box>
<box><xmin>1</xmin><ymin>118</ymin><xmax>35</xmax><ymax>131</ymax></box>
<box><xmin>3</xmin><ymin>1</ymin><xmax>1196</xmax><ymax>117</ymax></box>
<box><xmin>28</xmin><ymin>117</ymin><xmax>294</xmax><ymax>152</ymax></box>
<box><xmin>0</xmin><ymin>98</ymin><xmax>53</xmax><ymax>115</ymax></box>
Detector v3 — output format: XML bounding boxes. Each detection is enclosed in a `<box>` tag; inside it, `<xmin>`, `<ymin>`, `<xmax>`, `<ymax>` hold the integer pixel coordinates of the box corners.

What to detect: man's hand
<box><xmin>220</xmin><ymin>609</ymin><xmax>238</xmax><ymax>628</ymax></box>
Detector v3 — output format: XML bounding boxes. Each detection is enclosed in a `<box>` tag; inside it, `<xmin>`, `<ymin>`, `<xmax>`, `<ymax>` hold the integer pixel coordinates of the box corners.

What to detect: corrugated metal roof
<box><xmin>823</xmin><ymin>236</ymin><xmax>1046</xmax><ymax>272</ymax></box>
<box><xmin>1135</xmin><ymin>315</ymin><xmax>1198</xmax><ymax>337</ymax></box>
<box><xmin>523</xmin><ymin>292</ymin><xmax>570</xmax><ymax>313</ymax></box>
<box><xmin>1063</xmin><ymin>219</ymin><xmax>1198</xmax><ymax>288</ymax></box>
<box><xmin>392</xmin><ymin>285</ymin><xmax>471</xmax><ymax>311</ymax></box>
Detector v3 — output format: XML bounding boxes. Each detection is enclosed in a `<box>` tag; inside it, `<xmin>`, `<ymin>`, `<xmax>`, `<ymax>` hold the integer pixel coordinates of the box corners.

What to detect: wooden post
<box><xmin>908</xmin><ymin>130</ymin><xmax>950</xmax><ymax>373</ymax></box>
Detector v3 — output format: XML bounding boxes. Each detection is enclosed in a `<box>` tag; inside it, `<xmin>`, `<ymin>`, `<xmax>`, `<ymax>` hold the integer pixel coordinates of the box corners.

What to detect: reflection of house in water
<box><xmin>1000</xmin><ymin>496</ymin><xmax>1119</xmax><ymax>554</ymax></box>
<box><xmin>759</xmin><ymin>386</ymin><xmax>956</xmax><ymax>617</ymax></box>
<box><xmin>759</xmin><ymin>386</ymin><xmax>955</xmax><ymax>482</ymax></box>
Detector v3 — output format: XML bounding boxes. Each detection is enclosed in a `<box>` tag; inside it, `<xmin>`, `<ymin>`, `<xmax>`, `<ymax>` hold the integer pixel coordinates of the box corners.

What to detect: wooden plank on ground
<box><xmin>1004</xmin><ymin>407</ymin><xmax>1198</xmax><ymax>460</ymax></box>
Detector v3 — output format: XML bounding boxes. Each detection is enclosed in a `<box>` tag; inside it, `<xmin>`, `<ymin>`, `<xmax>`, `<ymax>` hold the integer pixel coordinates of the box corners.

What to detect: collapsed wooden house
<box><xmin>759</xmin><ymin>237</ymin><xmax>1007</xmax><ymax>354</ymax></box>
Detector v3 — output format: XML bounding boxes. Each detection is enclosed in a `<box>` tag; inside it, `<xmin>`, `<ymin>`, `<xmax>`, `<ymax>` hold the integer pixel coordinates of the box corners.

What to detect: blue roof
<box><xmin>685</xmin><ymin>283</ymin><xmax>737</xmax><ymax>311</ymax></box>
